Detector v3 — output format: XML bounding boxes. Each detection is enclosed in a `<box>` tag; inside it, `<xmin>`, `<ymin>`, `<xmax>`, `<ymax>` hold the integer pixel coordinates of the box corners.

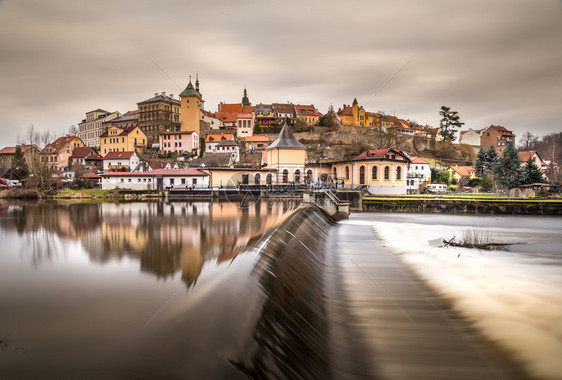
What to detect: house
<box><xmin>480</xmin><ymin>125</ymin><xmax>515</xmax><ymax>152</ymax></box>
<box><xmin>137</xmin><ymin>92</ymin><xmax>180</xmax><ymax>145</ymax></box>
<box><xmin>100</xmin><ymin>125</ymin><xmax>147</xmax><ymax>156</ymax></box>
<box><xmin>328</xmin><ymin>148</ymin><xmax>411</xmax><ymax>194</ymax></box>
<box><xmin>40</xmin><ymin>136</ymin><xmax>85</xmax><ymax>172</ymax></box>
<box><xmin>254</xmin><ymin>104</ymin><xmax>276</xmax><ymax>128</ymax></box>
<box><xmin>407</xmin><ymin>157</ymin><xmax>431</xmax><ymax>194</ymax></box>
<box><xmin>190</xmin><ymin>153</ymin><xmax>234</xmax><ymax>168</ymax></box>
<box><xmin>159</xmin><ymin>130</ymin><xmax>199</xmax><ymax>156</ymax></box>
<box><xmin>133</xmin><ymin>158</ymin><xmax>178</xmax><ymax>172</ymax></box>
<box><xmin>262</xmin><ymin>121</ymin><xmax>307</xmax><ymax>184</ymax></box>
<box><xmin>0</xmin><ymin>144</ymin><xmax>40</xmax><ymax>168</ymax></box>
<box><xmin>293</xmin><ymin>104</ymin><xmax>320</xmax><ymax>126</ymax></box>
<box><xmin>102</xmin><ymin>151</ymin><xmax>140</xmax><ymax>172</ymax></box>
<box><xmin>101</xmin><ymin>168</ymin><xmax>209</xmax><ymax>190</ymax></box>
<box><xmin>272</xmin><ymin>103</ymin><xmax>296</xmax><ymax>124</ymax></box>
<box><xmin>459</xmin><ymin>128</ymin><xmax>484</xmax><ymax>146</ymax></box>
<box><xmin>205</xmin><ymin>133</ymin><xmax>234</xmax><ymax>152</ymax></box>
<box><xmin>518</xmin><ymin>151</ymin><xmax>545</xmax><ymax>170</ymax></box>
<box><xmin>236</xmin><ymin>113</ymin><xmax>254</xmax><ymax>138</ymax></box>
<box><xmin>69</xmin><ymin>146</ymin><xmax>99</xmax><ymax>169</ymax></box>
<box><xmin>447</xmin><ymin>166</ymin><xmax>476</xmax><ymax>182</ymax></box>
<box><xmin>78</xmin><ymin>109</ymin><xmax>122</xmax><ymax>149</ymax></box>
<box><xmin>215</xmin><ymin>140</ymin><xmax>240</xmax><ymax>162</ymax></box>
<box><xmin>201</xmin><ymin>109</ymin><xmax>224</xmax><ymax>131</ymax></box>
<box><xmin>244</xmin><ymin>136</ymin><xmax>269</xmax><ymax>152</ymax></box>
<box><xmin>337</xmin><ymin>99</ymin><xmax>381</xmax><ymax>127</ymax></box>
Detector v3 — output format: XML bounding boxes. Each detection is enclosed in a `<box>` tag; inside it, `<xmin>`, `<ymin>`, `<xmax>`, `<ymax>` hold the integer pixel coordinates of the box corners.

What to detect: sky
<box><xmin>1</xmin><ymin>0</ymin><xmax>561</xmax><ymax>147</ymax></box>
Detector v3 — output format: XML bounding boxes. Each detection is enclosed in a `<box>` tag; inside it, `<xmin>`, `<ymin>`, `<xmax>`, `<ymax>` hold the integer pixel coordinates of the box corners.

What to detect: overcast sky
<box><xmin>1</xmin><ymin>0</ymin><xmax>561</xmax><ymax>146</ymax></box>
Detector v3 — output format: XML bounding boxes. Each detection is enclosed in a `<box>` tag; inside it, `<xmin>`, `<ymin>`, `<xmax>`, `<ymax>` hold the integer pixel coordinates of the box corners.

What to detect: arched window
<box><xmin>282</xmin><ymin>169</ymin><xmax>289</xmax><ymax>184</ymax></box>
<box><xmin>333</xmin><ymin>167</ymin><xmax>337</xmax><ymax>180</ymax></box>
<box><xmin>345</xmin><ymin>166</ymin><xmax>350</xmax><ymax>180</ymax></box>
<box><xmin>384</xmin><ymin>166</ymin><xmax>390</xmax><ymax>180</ymax></box>
<box><xmin>359</xmin><ymin>166</ymin><xmax>365</xmax><ymax>184</ymax></box>
<box><xmin>306</xmin><ymin>169</ymin><xmax>313</xmax><ymax>182</ymax></box>
<box><xmin>255</xmin><ymin>173</ymin><xmax>261</xmax><ymax>185</ymax></box>
<box><xmin>372</xmin><ymin>166</ymin><xmax>378</xmax><ymax>180</ymax></box>
<box><xmin>396</xmin><ymin>166</ymin><xmax>402</xmax><ymax>180</ymax></box>
<box><xmin>294</xmin><ymin>169</ymin><xmax>301</xmax><ymax>183</ymax></box>
<box><xmin>266</xmin><ymin>173</ymin><xmax>272</xmax><ymax>185</ymax></box>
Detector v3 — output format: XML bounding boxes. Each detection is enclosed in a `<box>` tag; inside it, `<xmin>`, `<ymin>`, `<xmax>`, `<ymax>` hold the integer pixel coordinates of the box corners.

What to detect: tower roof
<box><xmin>352</xmin><ymin>98</ymin><xmax>358</xmax><ymax>106</ymax></box>
<box><xmin>266</xmin><ymin>121</ymin><xmax>305</xmax><ymax>150</ymax></box>
<box><xmin>180</xmin><ymin>78</ymin><xmax>201</xmax><ymax>98</ymax></box>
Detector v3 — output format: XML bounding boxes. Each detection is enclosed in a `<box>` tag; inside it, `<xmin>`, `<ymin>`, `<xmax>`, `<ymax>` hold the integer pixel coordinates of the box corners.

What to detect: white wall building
<box><xmin>78</xmin><ymin>109</ymin><xmax>122</xmax><ymax>149</ymax></box>
<box><xmin>101</xmin><ymin>168</ymin><xmax>209</xmax><ymax>190</ymax></box>
<box><xmin>102</xmin><ymin>151</ymin><xmax>139</xmax><ymax>172</ymax></box>
<box><xmin>215</xmin><ymin>140</ymin><xmax>240</xmax><ymax>162</ymax></box>
<box><xmin>407</xmin><ymin>157</ymin><xmax>431</xmax><ymax>194</ymax></box>
<box><xmin>459</xmin><ymin>128</ymin><xmax>484</xmax><ymax>146</ymax></box>
<box><xmin>236</xmin><ymin>113</ymin><xmax>254</xmax><ymax>138</ymax></box>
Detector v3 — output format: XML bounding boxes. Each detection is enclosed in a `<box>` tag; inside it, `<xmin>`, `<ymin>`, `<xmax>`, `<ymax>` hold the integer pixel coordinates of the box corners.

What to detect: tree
<box><xmin>518</xmin><ymin>131</ymin><xmax>538</xmax><ymax>151</ymax></box>
<box><xmin>17</xmin><ymin>125</ymin><xmax>54</xmax><ymax>189</ymax></box>
<box><xmin>438</xmin><ymin>106</ymin><xmax>464</xmax><ymax>141</ymax></box>
<box><xmin>494</xmin><ymin>142</ymin><xmax>523</xmax><ymax>189</ymax></box>
<box><xmin>11</xmin><ymin>146</ymin><xmax>29</xmax><ymax>179</ymax></box>
<box><xmin>67</xmin><ymin>125</ymin><xmax>79</xmax><ymax>136</ymax></box>
<box><xmin>476</xmin><ymin>145</ymin><xmax>500</xmax><ymax>177</ymax></box>
<box><xmin>253</xmin><ymin>122</ymin><xmax>262</xmax><ymax>135</ymax></box>
<box><xmin>522</xmin><ymin>157</ymin><xmax>545</xmax><ymax>184</ymax></box>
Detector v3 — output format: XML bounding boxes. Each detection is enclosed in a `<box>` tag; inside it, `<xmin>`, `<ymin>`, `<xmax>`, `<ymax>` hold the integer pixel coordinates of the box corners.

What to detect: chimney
<box><xmin>169</xmin><ymin>94</ymin><xmax>173</xmax><ymax>99</ymax></box>
<box><xmin>162</xmin><ymin>91</ymin><xmax>166</xmax><ymax>96</ymax></box>
<box><xmin>154</xmin><ymin>93</ymin><xmax>158</xmax><ymax>97</ymax></box>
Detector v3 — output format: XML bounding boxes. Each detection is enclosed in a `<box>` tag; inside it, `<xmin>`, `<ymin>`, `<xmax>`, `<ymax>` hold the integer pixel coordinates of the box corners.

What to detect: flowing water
<box><xmin>346</xmin><ymin>213</ymin><xmax>562</xmax><ymax>380</ymax></box>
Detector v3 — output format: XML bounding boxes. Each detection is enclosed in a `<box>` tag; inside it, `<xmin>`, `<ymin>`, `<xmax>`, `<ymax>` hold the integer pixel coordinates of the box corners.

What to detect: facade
<box><xmin>447</xmin><ymin>166</ymin><xmax>476</xmax><ymax>182</ymax></box>
<box><xmin>137</xmin><ymin>92</ymin><xmax>181</xmax><ymax>145</ymax></box>
<box><xmin>205</xmin><ymin>133</ymin><xmax>234</xmax><ymax>152</ymax></box>
<box><xmin>263</xmin><ymin>122</ymin><xmax>307</xmax><ymax>184</ymax></box>
<box><xmin>272</xmin><ymin>103</ymin><xmax>296</xmax><ymax>123</ymax></box>
<box><xmin>101</xmin><ymin>168</ymin><xmax>209</xmax><ymax>190</ymax></box>
<box><xmin>102</xmin><ymin>151</ymin><xmax>139</xmax><ymax>172</ymax></box>
<box><xmin>329</xmin><ymin>148</ymin><xmax>410</xmax><ymax>194</ymax></box>
<box><xmin>0</xmin><ymin>145</ymin><xmax>39</xmax><ymax>168</ymax></box>
<box><xmin>338</xmin><ymin>99</ymin><xmax>379</xmax><ymax>127</ymax></box>
<box><xmin>480</xmin><ymin>125</ymin><xmax>515</xmax><ymax>152</ymax></box>
<box><xmin>78</xmin><ymin>109</ymin><xmax>122</xmax><ymax>149</ymax></box>
<box><xmin>99</xmin><ymin>126</ymin><xmax>147</xmax><ymax>156</ymax></box>
<box><xmin>459</xmin><ymin>128</ymin><xmax>484</xmax><ymax>146</ymax></box>
<box><xmin>69</xmin><ymin>146</ymin><xmax>99</xmax><ymax>169</ymax></box>
<box><xmin>40</xmin><ymin>136</ymin><xmax>85</xmax><ymax>172</ymax></box>
<box><xmin>201</xmin><ymin>168</ymin><xmax>276</xmax><ymax>188</ymax></box>
<box><xmin>201</xmin><ymin>109</ymin><xmax>224</xmax><ymax>130</ymax></box>
<box><xmin>236</xmin><ymin>113</ymin><xmax>254</xmax><ymax>138</ymax></box>
<box><xmin>179</xmin><ymin>78</ymin><xmax>202</xmax><ymax>134</ymax></box>
<box><xmin>159</xmin><ymin>131</ymin><xmax>199</xmax><ymax>156</ymax></box>
<box><xmin>294</xmin><ymin>104</ymin><xmax>320</xmax><ymax>126</ymax></box>
<box><xmin>407</xmin><ymin>157</ymin><xmax>431</xmax><ymax>194</ymax></box>
<box><xmin>215</xmin><ymin>140</ymin><xmax>240</xmax><ymax>162</ymax></box>
<box><xmin>244</xmin><ymin>136</ymin><xmax>269</xmax><ymax>152</ymax></box>
<box><xmin>216</xmin><ymin>103</ymin><xmax>255</xmax><ymax>128</ymax></box>
<box><xmin>254</xmin><ymin>104</ymin><xmax>276</xmax><ymax>128</ymax></box>
<box><xmin>518</xmin><ymin>151</ymin><xmax>545</xmax><ymax>170</ymax></box>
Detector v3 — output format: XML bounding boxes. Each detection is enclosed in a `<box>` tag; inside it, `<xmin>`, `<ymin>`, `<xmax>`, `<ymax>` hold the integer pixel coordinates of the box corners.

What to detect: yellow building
<box><xmin>337</xmin><ymin>99</ymin><xmax>398</xmax><ymax>128</ymax></box>
<box><xmin>179</xmin><ymin>76</ymin><xmax>202</xmax><ymax>135</ymax></box>
<box><xmin>201</xmin><ymin>168</ymin><xmax>277</xmax><ymax>188</ymax></box>
<box><xmin>263</xmin><ymin>122</ymin><xmax>307</xmax><ymax>184</ymax></box>
<box><xmin>100</xmin><ymin>126</ymin><xmax>147</xmax><ymax>156</ymax></box>
<box><xmin>446</xmin><ymin>166</ymin><xmax>476</xmax><ymax>182</ymax></box>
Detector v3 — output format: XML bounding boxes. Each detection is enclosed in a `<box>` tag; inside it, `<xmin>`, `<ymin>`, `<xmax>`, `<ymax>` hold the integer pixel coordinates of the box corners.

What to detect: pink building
<box><xmin>159</xmin><ymin>131</ymin><xmax>199</xmax><ymax>156</ymax></box>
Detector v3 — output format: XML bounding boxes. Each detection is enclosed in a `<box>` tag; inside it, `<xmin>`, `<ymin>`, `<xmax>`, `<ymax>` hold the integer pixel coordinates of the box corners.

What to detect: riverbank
<box><xmin>363</xmin><ymin>194</ymin><xmax>562</xmax><ymax>215</ymax></box>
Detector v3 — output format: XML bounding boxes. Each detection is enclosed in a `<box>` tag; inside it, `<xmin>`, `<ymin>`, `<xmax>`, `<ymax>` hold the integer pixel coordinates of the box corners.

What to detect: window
<box><xmin>333</xmin><ymin>167</ymin><xmax>337</xmax><ymax>179</ymax></box>
<box><xmin>282</xmin><ymin>169</ymin><xmax>288</xmax><ymax>184</ymax></box>
<box><xmin>255</xmin><ymin>173</ymin><xmax>261</xmax><ymax>185</ymax></box>
<box><xmin>266</xmin><ymin>173</ymin><xmax>272</xmax><ymax>185</ymax></box>
<box><xmin>372</xmin><ymin>166</ymin><xmax>378</xmax><ymax>180</ymax></box>
<box><xmin>295</xmin><ymin>170</ymin><xmax>301</xmax><ymax>183</ymax></box>
<box><xmin>181</xmin><ymin>178</ymin><xmax>186</xmax><ymax>185</ymax></box>
<box><xmin>359</xmin><ymin>166</ymin><xmax>365</xmax><ymax>184</ymax></box>
<box><xmin>345</xmin><ymin>166</ymin><xmax>350</xmax><ymax>180</ymax></box>
<box><xmin>384</xmin><ymin>166</ymin><xmax>390</xmax><ymax>180</ymax></box>
<box><xmin>192</xmin><ymin>178</ymin><xmax>197</xmax><ymax>186</ymax></box>
<box><xmin>396</xmin><ymin>166</ymin><xmax>402</xmax><ymax>180</ymax></box>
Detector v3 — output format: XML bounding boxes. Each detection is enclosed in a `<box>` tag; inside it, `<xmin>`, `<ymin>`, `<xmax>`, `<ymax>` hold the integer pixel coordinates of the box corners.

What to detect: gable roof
<box><xmin>518</xmin><ymin>150</ymin><xmax>543</xmax><ymax>163</ymax></box>
<box><xmin>70</xmin><ymin>146</ymin><xmax>97</xmax><ymax>159</ymax></box>
<box><xmin>448</xmin><ymin>166</ymin><xmax>475</xmax><ymax>177</ymax></box>
<box><xmin>410</xmin><ymin>157</ymin><xmax>430</xmax><ymax>165</ymax></box>
<box><xmin>100</xmin><ymin>126</ymin><xmax>143</xmax><ymax>138</ymax></box>
<box><xmin>103</xmin><ymin>151</ymin><xmax>136</xmax><ymax>160</ymax></box>
<box><xmin>0</xmin><ymin>167</ymin><xmax>21</xmax><ymax>181</ymax></box>
<box><xmin>266</xmin><ymin>122</ymin><xmax>305</xmax><ymax>150</ymax></box>
<box><xmin>354</xmin><ymin>148</ymin><xmax>410</xmax><ymax>162</ymax></box>
<box><xmin>190</xmin><ymin>153</ymin><xmax>233</xmax><ymax>168</ymax></box>
<box><xmin>0</xmin><ymin>145</ymin><xmax>38</xmax><ymax>155</ymax></box>
<box><xmin>42</xmin><ymin>136</ymin><xmax>83</xmax><ymax>155</ymax></box>
<box><xmin>205</xmin><ymin>133</ymin><xmax>234</xmax><ymax>143</ymax></box>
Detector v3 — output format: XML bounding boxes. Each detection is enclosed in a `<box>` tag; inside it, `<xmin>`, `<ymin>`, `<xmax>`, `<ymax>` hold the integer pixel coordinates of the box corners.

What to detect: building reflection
<box><xmin>0</xmin><ymin>200</ymin><xmax>298</xmax><ymax>284</ymax></box>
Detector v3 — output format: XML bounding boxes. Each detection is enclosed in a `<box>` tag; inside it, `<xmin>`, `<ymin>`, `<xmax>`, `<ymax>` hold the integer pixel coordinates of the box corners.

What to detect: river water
<box><xmin>1</xmin><ymin>202</ymin><xmax>561</xmax><ymax>379</ymax></box>
<box><xmin>346</xmin><ymin>213</ymin><xmax>562</xmax><ymax>380</ymax></box>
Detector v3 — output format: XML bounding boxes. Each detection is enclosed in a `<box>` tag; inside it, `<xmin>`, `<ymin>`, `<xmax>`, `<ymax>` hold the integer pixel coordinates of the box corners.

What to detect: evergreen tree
<box><xmin>494</xmin><ymin>143</ymin><xmax>523</xmax><ymax>189</ymax></box>
<box><xmin>522</xmin><ymin>157</ymin><xmax>544</xmax><ymax>184</ymax></box>
<box><xmin>486</xmin><ymin>145</ymin><xmax>500</xmax><ymax>174</ymax></box>
<box><xmin>438</xmin><ymin>106</ymin><xmax>464</xmax><ymax>141</ymax></box>
<box><xmin>475</xmin><ymin>147</ymin><xmax>487</xmax><ymax>176</ymax></box>
<box><xmin>11</xmin><ymin>146</ymin><xmax>29</xmax><ymax>178</ymax></box>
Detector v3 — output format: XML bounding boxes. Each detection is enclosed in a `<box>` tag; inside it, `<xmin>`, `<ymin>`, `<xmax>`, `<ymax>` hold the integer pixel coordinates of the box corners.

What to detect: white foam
<box><xmin>372</xmin><ymin>221</ymin><xmax>562</xmax><ymax>380</ymax></box>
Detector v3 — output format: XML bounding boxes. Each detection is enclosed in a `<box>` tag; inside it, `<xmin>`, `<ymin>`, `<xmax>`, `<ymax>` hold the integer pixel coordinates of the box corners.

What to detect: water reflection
<box><xmin>0</xmin><ymin>200</ymin><xmax>299</xmax><ymax>285</ymax></box>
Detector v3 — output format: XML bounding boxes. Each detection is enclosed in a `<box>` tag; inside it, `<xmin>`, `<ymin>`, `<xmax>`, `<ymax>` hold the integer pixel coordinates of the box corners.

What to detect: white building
<box><xmin>215</xmin><ymin>140</ymin><xmax>240</xmax><ymax>162</ymax></box>
<box><xmin>205</xmin><ymin>133</ymin><xmax>234</xmax><ymax>153</ymax></box>
<box><xmin>407</xmin><ymin>157</ymin><xmax>431</xmax><ymax>194</ymax></box>
<box><xmin>201</xmin><ymin>110</ymin><xmax>224</xmax><ymax>130</ymax></box>
<box><xmin>236</xmin><ymin>113</ymin><xmax>254</xmax><ymax>138</ymax></box>
<box><xmin>102</xmin><ymin>151</ymin><xmax>139</xmax><ymax>172</ymax></box>
<box><xmin>459</xmin><ymin>128</ymin><xmax>484</xmax><ymax>146</ymax></box>
<box><xmin>101</xmin><ymin>168</ymin><xmax>209</xmax><ymax>190</ymax></box>
<box><xmin>78</xmin><ymin>109</ymin><xmax>122</xmax><ymax>149</ymax></box>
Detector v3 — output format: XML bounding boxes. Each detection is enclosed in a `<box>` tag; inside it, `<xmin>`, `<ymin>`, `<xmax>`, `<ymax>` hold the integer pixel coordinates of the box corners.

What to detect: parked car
<box><xmin>0</xmin><ymin>178</ymin><xmax>16</xmax><ymax>188</ymax></box>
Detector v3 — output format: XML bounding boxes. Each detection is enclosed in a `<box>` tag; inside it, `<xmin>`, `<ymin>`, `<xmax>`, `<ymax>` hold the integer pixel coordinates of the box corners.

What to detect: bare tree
<box><xmin>17</xmin><ymin>125</ymin><xmax>55</xmax><ymax>189</ymax></box>
<box><xmin>518</xmin><ymin>131</ymin><xmax>538</xmax><ymax>151</ymax></box>
<box><xmin>67</xmin><ymin>125</ymin><xmax>79</xmax><ymax>136</ymax></box>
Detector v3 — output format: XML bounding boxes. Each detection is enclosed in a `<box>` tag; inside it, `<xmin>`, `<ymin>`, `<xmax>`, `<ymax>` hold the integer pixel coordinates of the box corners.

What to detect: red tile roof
<box><xmin>354</xmin><ymin>148</ymin><xmax>410</xmax><ymax>161</ymax></box>
<box><xmin>205</xmin><ymin>133</ymin><xmax>234</xmax><ymax>143</ymax></box>
<box><xmin>103</xmin><ymin>151</ymin><xmax>136</xmax><ymax>160</ymax></box>
<box><xmin>518</xmin><ymin>151</ymin><xmax>543</xmax><ymax>163</ymax></box>
<box><xmin>70</xmin><ymin>146</ymin><xmax>96</xmax><ymax>159</ymax></box>
<box><xmin>42</xmin><ymin>136</ymin><xmax>83</xmax><ymax>154</ymax></box>
<box><xmin>0</xmin><ymin>145</ymin><xmax>37</xmax><ymax>155</ymax></box>
<box><xmin>245</xmin><ymin>136</ymin><xmax>269</xmax><ymax>142</ymax></box>
<box><xmin>410</xmin><ymin>157</ymin><xmax>430</xmax><ymax>164</ymax></box>
<box><xmin>448</xmin><ymin>166</ymin><xmax>475</xmax><ymax>177</ymax></box>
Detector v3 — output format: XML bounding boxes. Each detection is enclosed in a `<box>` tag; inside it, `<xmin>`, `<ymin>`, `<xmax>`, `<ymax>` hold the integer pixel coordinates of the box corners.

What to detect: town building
<box><xmin>159</xmin><ymin>131</ymin><xmax>199</xmax><ymax>156</ymax></box>
<box><xmin>78</xmin><ymin>109</ymin><xmax>122</xmax><ymax>149</ymax></box>
<box><xmin>133</xmin><ymin>158</ymin><xmax>178</xmax><ymax>172</ymax></box>
<box><xmin>200</xmin><ymin>168</ymin><xmax>276</xmax><ymax>188</ymax></box>
<box><xmin>518</xmin><ymin>151</ymin><xmax>546</xmax><ymax>170</ymax></box>
<box><xmin>447</xmin><ymin>166</ymin><xmax>476</xmax><ymax>183</ymax></box>
<box><xmin>0</xmin><ymin>145</ymin><xmax>39</xmax><ymax>168</ymax></box>
<box><xmin>100</xmin><ymin>125</ymin><xmax>147</xmax><ymax>156</ymax></box>
<box><xmin>190</xmin><ymin>153</ymin><xmax>234</xmax><ymax>168</ymax></box>
<box><xmin>102</xmin><ymin>151</ymin><xmax>139</xmax><ymax>172</ymax></box>
<box><xmin>294</xmin><ymin>104</ymin><xmax>320</xmax><ymax>126</ymax></box>
<box><xmin>480</xmin><ymin>125</ymin><xmax>516</xmax><ymax>152</ymax></box>
<box><xmin>407</xmin><ymin>157</ymin><xmax>431</xmax><ymax>194</ymax></box>
<box><xmin>201</xmin><ymin>109</ymin><xmax>224</xmax><ymax>131</ymax></box>
<box><xmin>262</xmin><ymin>122</ymin><xmax>307</xmax><ymax>184</ymax></box>
<box><xmin>215</xmin><ymin>140</ymin><xmax>240</xmax><ymax>162</ymax></box>
<box><xmin>179</xmin><ymin>77</ymin><xmax>202</xmax><ymax>135</ymax></box>
<box><xmin>244</xmin><ymin>136</ymin><xmax>269</xmax><ymax>152</ymax></box>
<box><xmin>254</xmin><ymin>104</ymin><xmax>276</xmax><ymax>128</ymax></box>
<box><xmin>205</xmin><ymin>133</ymin><xmax>234</xmax><ymax>153</ymax></box>
<box><xmin>236</xmin><ymin>113</ymin><xmax>254</xmax><ymax>138</ymax></box>
<box><xmin>69</xmin><ymin>146</ymin><xmax>101</xmax><ymax>170</ymax></box>
<box><xmin>272</xmin><ymin>103</ymin><xmax>296</xmax><ymax>123</ymax></box>
<box><xmin>101</xmin><ymin>168</ymin><xmax>209</xmax><ymax>190</ymax></box>
<box><xmin>138</xmin><ymin>92</ymin><xmax>181</xmax><ymax>145</ymax></box>
<box><xmin>338</xmin><ymin>99</ymin><xmax>379</xmax><ymax>127</ymax></box>
<box><xmin>459</xmin><ymin>128</ymin><xmax>484</xmax><ymax>146</ymax></box>
<box><xmin>40</xmin><ymin>136</ymin><xmax>85</xmax><ymax>172</ymax></box>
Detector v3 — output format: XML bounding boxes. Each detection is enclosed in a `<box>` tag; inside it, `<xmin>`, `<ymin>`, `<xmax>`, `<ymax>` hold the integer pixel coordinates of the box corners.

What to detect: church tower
<box><xmin>242</xmin><ymin>86</ymin><xmax>251</xmax><ymax>107</ymax></box>
<box><xmin>179</xmin><ymin>76</ymin><xmax>202</xmax><ymax>134</ymax></box>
